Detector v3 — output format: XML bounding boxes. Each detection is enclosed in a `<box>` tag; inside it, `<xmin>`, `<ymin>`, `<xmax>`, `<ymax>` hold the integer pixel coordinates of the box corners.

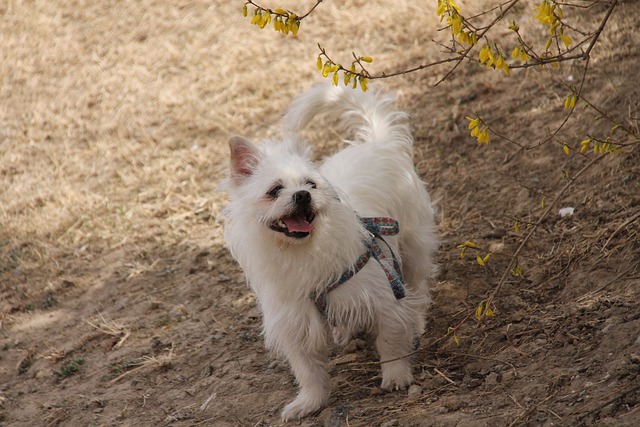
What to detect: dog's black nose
<box><xmin>292</xmin><ymin>190</ymin><xmax>311</xmax><ymax>205</ymax></box>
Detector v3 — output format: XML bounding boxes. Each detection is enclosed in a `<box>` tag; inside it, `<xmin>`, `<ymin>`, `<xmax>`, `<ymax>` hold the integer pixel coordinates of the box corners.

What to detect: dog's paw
<box><xmin>281</xmin><ymin>393</ymin><xmax>327</xmax><ymax>422</ymax></box>
<box><xmin>380</xmin><ymin>361</ymin><xmax>413</xmax><ymax>391</ymax></box>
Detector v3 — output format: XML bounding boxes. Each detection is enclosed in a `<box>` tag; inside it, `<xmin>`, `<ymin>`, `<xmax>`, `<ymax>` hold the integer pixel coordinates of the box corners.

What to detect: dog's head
<box><xmin>225</xmin><ymin>136</ymin><xmax>336</xmax><ymax>245</ymax></box>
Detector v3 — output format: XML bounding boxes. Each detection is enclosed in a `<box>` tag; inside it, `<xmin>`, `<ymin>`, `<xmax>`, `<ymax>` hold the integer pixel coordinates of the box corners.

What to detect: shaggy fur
<box><xmin>222</xmin><ymin>83</ymin><xmax>438</xmax><ymax>421</ymax></box>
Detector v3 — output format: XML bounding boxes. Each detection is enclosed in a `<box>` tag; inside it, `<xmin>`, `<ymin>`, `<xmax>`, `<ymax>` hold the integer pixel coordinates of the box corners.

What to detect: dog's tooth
<box><xmin>278</xmin><ymin>219</ymin><xmax>286</xmax><ymax>228</ymax></box>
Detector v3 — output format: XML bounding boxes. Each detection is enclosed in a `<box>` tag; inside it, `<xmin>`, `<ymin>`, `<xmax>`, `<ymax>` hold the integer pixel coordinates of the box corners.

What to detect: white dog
<box><xmin>222</xmin><ymin>83</ymin><xmax>438</xmax><ymax>421</ymax></box>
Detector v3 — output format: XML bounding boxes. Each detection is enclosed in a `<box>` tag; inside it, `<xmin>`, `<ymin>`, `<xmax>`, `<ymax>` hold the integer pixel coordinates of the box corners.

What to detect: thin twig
<box><xmin>508</xmin><ymin>392</ymin><xmax>557</xmax><ymax>427</ymax></box>
<box><xmin>435</xmin><ymin>0</ymin><xmax>521</xmax><ymax>86</ymax></box>
<box><xmin>245</xmin><ymin>0</ymin><xmax>323</xmax><ymax>20</ymax></box>
<box><xmin>582</xmin><ymin>0</ymin><xmax>618</xmax><ymax>59</ymax></box>
<box><xmin>568</xmin><ymin>382</ymin><xmax>640</xmax><ymax>420</ymax></box>
<box><xmin>487</xmin><ymin>154</ymin><xmax>605</xmax><ymax>308</ymax></box>
<box><xmin>433</xmin><ymin>367</ymin><xmax>457</xmax><ymax>385</ymax></box>
<box><xmin>601</xmin><ymin>211</ymin><xmax>640</xmax><ymax>251</ymax></box>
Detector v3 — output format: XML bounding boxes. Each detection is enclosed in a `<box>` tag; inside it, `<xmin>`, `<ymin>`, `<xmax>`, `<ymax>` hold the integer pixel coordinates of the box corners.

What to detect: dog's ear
<box><xmin>229</xmin><ymin>136</ymin><xmax>260</xmax><ymax>184</ymax></box>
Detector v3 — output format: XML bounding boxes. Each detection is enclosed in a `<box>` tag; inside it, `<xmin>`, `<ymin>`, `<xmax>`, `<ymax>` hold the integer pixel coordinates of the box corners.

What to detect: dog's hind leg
<box><xmin>375</xmin><ymin>308</ymin><xmax>415</xmax><ymax>390</ymax></box>
<box><xmin>399</xmin><ymin>226</ymin><xmax>437</xmax><ymax>339</ymax></box>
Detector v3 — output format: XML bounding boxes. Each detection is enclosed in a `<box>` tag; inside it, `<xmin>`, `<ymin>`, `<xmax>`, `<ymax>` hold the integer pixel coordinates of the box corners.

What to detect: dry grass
<box><xmin>109</xmin><ymin>345</ymin><xmax>175</xmax><ymax>384</ymax></box>
<box><xmin>86</xmin><ymin>313</ymin><xmax>130</xmax><ymax>349</ymax></box>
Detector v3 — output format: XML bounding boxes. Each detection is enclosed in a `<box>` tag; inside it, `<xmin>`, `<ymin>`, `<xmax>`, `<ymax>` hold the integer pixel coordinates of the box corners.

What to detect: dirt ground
<box><xmin>1</xmin><ymin>1</ymin><xmax>639</xmax><ymax>426</ymax></box>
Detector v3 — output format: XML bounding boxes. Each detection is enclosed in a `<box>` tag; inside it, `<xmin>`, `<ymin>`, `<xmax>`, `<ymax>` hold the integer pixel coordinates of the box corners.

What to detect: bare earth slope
<box><xmin>1</xmin><ymin>1</ymin><xmax>639</xmax><ymax>426</ymax></box>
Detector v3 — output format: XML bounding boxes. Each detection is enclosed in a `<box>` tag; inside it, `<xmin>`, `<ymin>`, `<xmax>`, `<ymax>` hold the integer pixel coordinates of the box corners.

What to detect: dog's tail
<box><xmin>283</xmin><ymin>83</ymin><xmax>412</xmax><ymax>152</ymax></box>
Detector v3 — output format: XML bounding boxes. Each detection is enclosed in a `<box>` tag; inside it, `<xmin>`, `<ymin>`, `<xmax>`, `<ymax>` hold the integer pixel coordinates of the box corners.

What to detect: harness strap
<box><xmin>313</xmin><ymin>217</ymin><xmax>405</xmax><ymax>316</ymax></box>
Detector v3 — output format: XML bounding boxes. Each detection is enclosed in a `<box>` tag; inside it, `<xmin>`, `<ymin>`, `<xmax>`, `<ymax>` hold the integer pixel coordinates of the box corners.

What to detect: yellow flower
<box><xmin>479</xmin><ymin>45</ymin><xmax>491</xmax><ymax>64</ymax></box>
<box><xmin>580</xmin><ymin>138</ymin><xmax>591</xmax><ymax>153</ymax></box>
<box><xmin>501</xmin><ymin>60</ymin><xmax>511</xmax><ymax>75</ymax></box>
<box><xmin>250</xmin><ymin>11</ymin><xmax>260</xmax><ymax>25</ymax></box>
<box><xmin>467</xmin><ymin>117</ymin><xmax>480</xmax><ymax>129</ymax></box>
<box><xmin>494</xmin><ymin>55</ymin><xmax>510</xmax><ymax>75</ymax></box>
<box><xmin>486</xmin><ymin>50</ymin><xmax>495</xmax><ymax>68</ymax></box>
<box><xmin>274</xmin><ymin>18</ymin><xmax>283</xmax><ymax>33</ymax></box>
<box><xmin>316</xmin><ymin>56</ymin><xmax>323</xmax><ymax>70</ymax></box>
<box><xmin>360</xmin><ymin>56</ymin><xmax>373</xmax><ymax>63</ymax></box>
<box><xmin>359</xmin><ymin>77</ymin><xmax>368</xmax><ymax>92</ymax></box>
<box><xmin>289</xmin><ymin>19</ymin><xmax>300</xmax><ymax>36</ymax></box>
<box><xmin>344</xmin><ymin>72</ymin><xmax>352</xmax><ymax>86</ymax></box>
<box><xmin>448</xmin><ymin>13</ymin><xmax>463</xmax><ymax>35</ymax></box>
<box><xmin>512</xmin><ymin>265</ymin><xmax>523</xmax><ymax>277</ymax></box>
<box><xmin>534</xmin><ymin>0</ymin><xmax>555</xmax><ymax>26</ymax></box>
<box><xmin>564</xmin><ymin>95</ymin><xmax>577</xmax><ymax>109</ymax></box>
<box><xmin>475</xmin><ymin>302</ymin><xmax>484</xmax><ymax>319</ymax></box>
<box><xmin>545</xmin><ymin>37</ymin><xmax>553</xmax><ymax>51</ymax></box>
<box><xmin>519</xmin><ymin>49</ymin><xmax>531</xmax><ymax>62</ymax></box>
<box><xmin>242</xmin><ymin>4</ymin><xmax>248</xmax><ymax>17</ymax></box>
<box><xmin>512</xmin><ymin>46</ymin><xmax>520</xmax><ymax>60</ymax></box>
<box><xmin>563</xmin><ymin>144</ymin><xmax>570</xmax><ymax>155</ymax></box>
<box><xmin>332</xmin><ymin>72</ymin><xmax>339</xmax><ymax>86</ymax></box>
<box><xmin>477</xmin><ymin>128</ymin><xmax>490</xmax><ymax>143</ymax></box>
<box><xmin>262</xmin><ymin>12</ymin><xmax>271</xmax><ymax>28</ymax></box>
<box><xmin>561</xmin><ymin>34</ymin><xmax>572</xmax><ymax>48</ymax></box>
<box><xmin>321</xmin><ymin>63</ymin><xmax>331</xmax><ymax>78</ymax></box>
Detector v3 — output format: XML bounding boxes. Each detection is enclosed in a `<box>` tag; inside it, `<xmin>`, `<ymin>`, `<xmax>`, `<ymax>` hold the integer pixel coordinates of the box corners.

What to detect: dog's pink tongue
<box><xmin>283</xmin><ymin>214</ymin><xmax>314</xmax><ymax>233</ymax></box>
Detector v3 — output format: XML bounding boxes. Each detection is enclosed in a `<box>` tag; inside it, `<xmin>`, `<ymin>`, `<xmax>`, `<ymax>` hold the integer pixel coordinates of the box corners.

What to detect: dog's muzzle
<box><xmin>270</xmin><ymin>190</ymin><xmax>316</xmax><ymax>239</ymax></box>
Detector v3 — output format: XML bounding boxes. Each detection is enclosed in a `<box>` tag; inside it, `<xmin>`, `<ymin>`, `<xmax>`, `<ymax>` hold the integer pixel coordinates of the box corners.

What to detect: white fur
<box><xmin>222</xmin><ymin>83</ymin><xmax>438</xmax><ymax>421</ymax></box>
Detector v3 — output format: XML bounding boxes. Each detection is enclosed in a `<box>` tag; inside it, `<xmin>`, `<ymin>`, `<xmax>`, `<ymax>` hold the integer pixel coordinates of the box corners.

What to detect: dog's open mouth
<box><xmin>270</xmin><ymin>209</ymin><xmax>316</xmax><ymax>238</ymax></box>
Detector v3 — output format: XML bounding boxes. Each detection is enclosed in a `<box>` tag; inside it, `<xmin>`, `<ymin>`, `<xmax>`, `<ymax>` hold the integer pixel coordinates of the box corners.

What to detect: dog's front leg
<box><xmin>278</xmin><ymin>306</ymin><xmax>329</xmax><ymax>421</ymax></box>
<box><xmin>263</xmin><ymin>303</ymin><xmax>330</xmax><ymax>421</ymax></box>
<box><xmin>281</xmin><ymin>341</ymin><xmax>330</xmax><ymax>421</ymax></box>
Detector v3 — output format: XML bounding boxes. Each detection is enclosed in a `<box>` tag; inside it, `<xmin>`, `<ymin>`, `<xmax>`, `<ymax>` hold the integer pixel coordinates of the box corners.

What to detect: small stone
<box><xmin>343</xmin><ymin>338</ymin><xmax>366</xmax><ymax>353</ymax></box>
<box><xmin>485</xmin><ymin>372</ymin><xmax>499</xmax><ymax>386</ymax></box>
<box><xmin>369</xmin><ymin>387</ymin><xmax>383</xmax><ymax>396</ymax></box>
<box><xmin>407</xmin><ymin>384</ymin><xmax>422</xmax><ymax>397</ymax></box>
<box><xmin>381</xmin><ymin>420</ymin><xmax>399</xmax><ymax>427</ymax></box>
<box><xmin>322</xmin><ymin>406</ymin><xmax>349</xmax><ymax>427</ymax></box>
<box><xmin>267</xmin><ymin>360</ymin><xmax>279</xmax><ymax>369</ymax></box>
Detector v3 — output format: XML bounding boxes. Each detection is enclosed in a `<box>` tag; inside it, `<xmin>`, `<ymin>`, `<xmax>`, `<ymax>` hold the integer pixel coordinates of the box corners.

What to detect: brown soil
<box><xmin>1</xmin><ymin>1</ymin><xmax>639</xmax><ymax>426</ymax></box>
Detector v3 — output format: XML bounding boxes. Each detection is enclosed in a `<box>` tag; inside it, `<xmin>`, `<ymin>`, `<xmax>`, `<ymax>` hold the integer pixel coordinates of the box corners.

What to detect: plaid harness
<box><xmin>312</xmin><ymin>217</ymin><xmax>405</xmax><ymax>316</ymax></box>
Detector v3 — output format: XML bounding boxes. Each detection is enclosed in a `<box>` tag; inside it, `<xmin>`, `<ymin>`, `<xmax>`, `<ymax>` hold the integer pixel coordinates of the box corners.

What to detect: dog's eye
<box><xmin>306</xmin><ymin>181</ymin><xmax>317</xmax><ymax>189</ymax></box>
<box><xmin>267</xmin><ymin>185</ymin><xmax>284</xmax><ymax>198</ymax></box>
